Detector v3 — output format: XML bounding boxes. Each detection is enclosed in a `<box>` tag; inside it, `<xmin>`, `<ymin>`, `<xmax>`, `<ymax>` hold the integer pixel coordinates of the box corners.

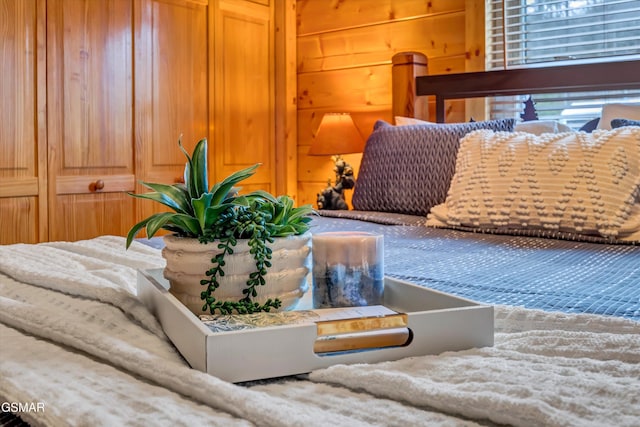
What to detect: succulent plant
<box><xmin>126</xmin><ymin>137</ymin><xmax>313</xmax><ymax>314</ymax></box>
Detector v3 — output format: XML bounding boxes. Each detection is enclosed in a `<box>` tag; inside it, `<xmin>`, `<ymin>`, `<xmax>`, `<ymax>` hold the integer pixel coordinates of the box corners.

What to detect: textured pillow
<box><xmin>611</xmin><ymin>118</ymin><xmax>640</xmax><ymax>129</ymax></box>
<box><xmin>394</xmin><ymin>116</ymin><xmax>434</xmax><ymax>126</ymax></box>
<box><xmin>514</xmin><ymin>120</ymin><xmax>573</xmax><ymax>135</ymax></box>
<box><xmin>352</xmin><ymin>118</ymin><xmax>516</xmax><ymax>216</ymax></box>
<box><xmin>596</xmin><ymin>103</ymin><xmax>640</xmax><ymax>130</ymax></box>
<box><xmin>427</xmin><ymin>127</ymin><xmax>640</xmax><ymax>242</ymax></box>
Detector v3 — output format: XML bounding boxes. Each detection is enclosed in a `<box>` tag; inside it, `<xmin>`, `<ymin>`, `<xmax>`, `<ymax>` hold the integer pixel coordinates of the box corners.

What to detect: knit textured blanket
<box><xmin>0</xmin><ymin>236</ymin><xmax>638</xmax><ymax>426</ymax></box>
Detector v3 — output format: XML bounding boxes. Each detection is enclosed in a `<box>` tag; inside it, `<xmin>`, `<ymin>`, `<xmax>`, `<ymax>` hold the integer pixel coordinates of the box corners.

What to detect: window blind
<box><xmin>486</xmin><ymin>0</ymin><xmax>640</xmax><ymax>127</ymax></box>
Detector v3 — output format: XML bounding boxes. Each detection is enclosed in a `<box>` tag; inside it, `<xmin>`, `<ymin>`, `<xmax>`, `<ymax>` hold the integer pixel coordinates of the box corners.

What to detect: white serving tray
<box><xmin>137</xmin><ymin>268</ymin><xmax>494</xmax><ymax>383</ymax></box>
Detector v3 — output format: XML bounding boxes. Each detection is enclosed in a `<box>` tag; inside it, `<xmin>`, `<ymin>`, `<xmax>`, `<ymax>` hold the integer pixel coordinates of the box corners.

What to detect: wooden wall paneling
<box><xmin>213</xmin><ymin>0</ymin><xmax>275</xmax><ymax>193</ymax></box>
<box><xmin>296</xmin><ymin>0</ymin><xmax>465</xmax><ymax>36</ymax></box>
<box><xmin>297</xmin><ymin>12</ymin><xmax>466</xmax><ymax>73</ymax></box>
<box><xmin>464</xmin><ymin>0</ymin><xmax>485</xmax><ymax>73</ymax></box>
<box><xmin>134</xmin><ymin>0</ymin><xmax>210</xmax><ymax>224</ymax></box>
<box><xmin>424</xmin><ymin>55</ymin><xmax>466</xmax><ymax>76</ymax></box>
<box><xmin>47</xmin><ymin>0</ymin><xmax>135</xmax><ymax>241</ymax></box>
<box><xmin>297</xmin><ymin>65</ymin><xmax>393</xmax><ymax>110</ymax></box>
<box><xmin>0</xmin><ymin>0</ymin><xmax>47</xmax><ymax>244</ymax></box>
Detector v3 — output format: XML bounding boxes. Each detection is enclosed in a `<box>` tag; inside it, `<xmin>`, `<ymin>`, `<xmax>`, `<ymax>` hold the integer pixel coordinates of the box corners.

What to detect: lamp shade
<box><xmin>308</xmin><ymin>113</ymin><xmax>365</xmax><ymax>156</ymax></box>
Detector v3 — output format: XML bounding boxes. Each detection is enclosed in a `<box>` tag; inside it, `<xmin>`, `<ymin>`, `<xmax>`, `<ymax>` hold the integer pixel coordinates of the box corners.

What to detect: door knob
<box><xmin>89</xmin><ymin>179</ymin><xmax>105</xmax><ymax>192</ymax></box>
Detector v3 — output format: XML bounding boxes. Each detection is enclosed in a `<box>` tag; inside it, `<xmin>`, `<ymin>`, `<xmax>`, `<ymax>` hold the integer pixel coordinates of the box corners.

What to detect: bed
<box><xmin>2</xmin><ymin>54</ymin><xmax>640</xmax><ymax>427</ymax></box>
<box><xmin>319</xmin><ymin>52</ymin><xmax>640</xmax><ymax>322</ymax></box>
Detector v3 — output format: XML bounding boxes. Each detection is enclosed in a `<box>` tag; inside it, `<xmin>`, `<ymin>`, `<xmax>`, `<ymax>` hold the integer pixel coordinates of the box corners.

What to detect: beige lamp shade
<box><xmin>308</xmin><ymin>113</ymin><xmax>365</xmax><ymax>156</ymax></box>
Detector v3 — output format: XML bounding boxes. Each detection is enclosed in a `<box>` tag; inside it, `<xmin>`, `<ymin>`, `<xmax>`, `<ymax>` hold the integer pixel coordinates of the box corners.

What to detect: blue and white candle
<box><xmin>312</xmin><ymin>232</ymin><xmax>384</xmax><ymax>308</ymax></box>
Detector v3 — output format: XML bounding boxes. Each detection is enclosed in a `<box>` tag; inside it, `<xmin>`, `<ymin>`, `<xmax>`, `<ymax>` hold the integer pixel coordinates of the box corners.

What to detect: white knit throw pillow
<box><xmin>427</xmin><ymin>127</ymin><xmax>640</xmax><ymax>241</ymax></box>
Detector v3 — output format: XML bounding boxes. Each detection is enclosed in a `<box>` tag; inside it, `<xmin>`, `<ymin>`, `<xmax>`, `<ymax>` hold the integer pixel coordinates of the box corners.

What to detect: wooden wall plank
<box><xmin>297</xmin><ymin>12</ymin><xmax>465</xmax><ymax>73</ymax></box>
<box><xmin>297</xmin><ymin>0</ymin><xmax>464</xmax><ymax>36</ymax></box>
<box><xmin>298</xmin><ymin>65</ymin><xmax>392</xmax><ymax>110</ymax></box>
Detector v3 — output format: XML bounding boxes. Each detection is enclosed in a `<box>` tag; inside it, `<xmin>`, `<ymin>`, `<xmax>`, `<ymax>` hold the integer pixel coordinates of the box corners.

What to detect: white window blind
<box><xmin>487</xmin><ymin>0</ymin><xmax>640</xmax><ymax>128</ymax></box>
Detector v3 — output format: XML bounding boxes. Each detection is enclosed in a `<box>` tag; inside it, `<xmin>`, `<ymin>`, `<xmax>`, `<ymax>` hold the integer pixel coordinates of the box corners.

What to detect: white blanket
<box><xmin>0</xmin><ymin>236</ymin><xmax>638</xmax><ymax>427</ymax></box>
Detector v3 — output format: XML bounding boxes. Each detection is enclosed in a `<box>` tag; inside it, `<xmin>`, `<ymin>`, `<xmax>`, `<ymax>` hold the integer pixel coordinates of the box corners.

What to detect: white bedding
<box><xmin>1</xmin><ymin>236</ymin><xmax>639</xmax><ymax>426</ymax></box>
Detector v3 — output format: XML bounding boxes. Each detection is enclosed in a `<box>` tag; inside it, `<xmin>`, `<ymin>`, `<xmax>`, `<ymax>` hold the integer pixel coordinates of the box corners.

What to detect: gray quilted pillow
<box><xmin>352</xmin><ymin>119</ymin><xmax>516</xmax><ymax>216</ymax></box>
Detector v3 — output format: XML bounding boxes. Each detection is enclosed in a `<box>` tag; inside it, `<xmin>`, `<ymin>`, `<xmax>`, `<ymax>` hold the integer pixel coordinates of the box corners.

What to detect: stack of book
<box><xmin>200</xmin><ymin>305</ymin><xmax>410</xmax><ymax>354</ymax></box>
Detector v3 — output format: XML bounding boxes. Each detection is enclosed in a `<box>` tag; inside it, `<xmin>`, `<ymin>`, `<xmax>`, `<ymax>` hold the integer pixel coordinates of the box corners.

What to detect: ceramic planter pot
<box><xmin>162</xmin><ymin>232</ymin><xmax>312</xmax><ymax>315</ymax></box>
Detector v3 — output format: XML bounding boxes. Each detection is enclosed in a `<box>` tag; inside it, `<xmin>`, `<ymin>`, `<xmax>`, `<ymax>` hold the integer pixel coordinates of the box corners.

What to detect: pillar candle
<box><xmin>312</xmin><ymin>232</ymin><xmax>384</xmax><ymax>308</ymax></box>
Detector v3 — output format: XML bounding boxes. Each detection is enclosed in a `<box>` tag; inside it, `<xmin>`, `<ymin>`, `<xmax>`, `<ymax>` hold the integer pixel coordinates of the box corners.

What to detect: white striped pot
<box><xmin>162</xmin><ymin>232</ymin><xmax>312</xmax><ymax>315</ymax></box>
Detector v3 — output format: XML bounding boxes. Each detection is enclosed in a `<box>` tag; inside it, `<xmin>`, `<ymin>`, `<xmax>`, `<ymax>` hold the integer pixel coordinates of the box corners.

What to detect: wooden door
<box><xmin>47</xmin><ymin>0</ymin><xmax>135</xmax><ymax>241</ymax></box>
<box><xmin>134</xmin><ymin>0</ymin><xmax>210</xmax><ymax>225</ymax></box>
<box><xmin>213</xmin><ymin>0</ymin><xmax>275</xmax><ymax>193</ymax></box>
<box><xmin>0</xmin><ymin>0</ymin><xmax>47</xmax><ymax>244</ymax></box>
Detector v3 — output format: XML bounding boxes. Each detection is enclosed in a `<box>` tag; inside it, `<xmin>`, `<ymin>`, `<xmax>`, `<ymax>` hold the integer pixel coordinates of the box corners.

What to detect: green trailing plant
<box><xmin>126</xmin><ymin>137</ymin><xmax>313</xmax><ymax>314</ymax></box>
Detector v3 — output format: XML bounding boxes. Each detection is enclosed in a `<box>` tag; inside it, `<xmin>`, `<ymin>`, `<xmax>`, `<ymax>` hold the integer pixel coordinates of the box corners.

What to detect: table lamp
<box><xmin>308</xmin><ymin>113</ymin><xmax>365</xmax><ymax>210</ymax></box>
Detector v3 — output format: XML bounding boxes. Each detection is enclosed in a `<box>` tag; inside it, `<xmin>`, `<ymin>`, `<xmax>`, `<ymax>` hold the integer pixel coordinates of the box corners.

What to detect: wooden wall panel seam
<box><xmin>296</xmin><ymin>53</ymin><xmax>468</xmax><ymax>74</ymax></box>
<box><xmin>297</xmin><ymin>9</ymin><xmax>465</xmax><ymax>37</ymax></box>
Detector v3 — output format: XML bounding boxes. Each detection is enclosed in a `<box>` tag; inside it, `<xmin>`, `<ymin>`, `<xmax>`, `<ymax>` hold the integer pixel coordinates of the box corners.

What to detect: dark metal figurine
<box><xmin>316</xmin><ymin>156</ymin><xmax>356</xmax><ymax>210</ymax></box>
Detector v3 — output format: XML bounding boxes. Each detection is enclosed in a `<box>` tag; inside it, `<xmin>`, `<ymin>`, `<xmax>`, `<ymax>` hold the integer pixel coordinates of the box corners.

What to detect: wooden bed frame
<box><xmin>392</xmin><ymin>52</ymin><xmax>640</xmax><ymax>123</ymax></box>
